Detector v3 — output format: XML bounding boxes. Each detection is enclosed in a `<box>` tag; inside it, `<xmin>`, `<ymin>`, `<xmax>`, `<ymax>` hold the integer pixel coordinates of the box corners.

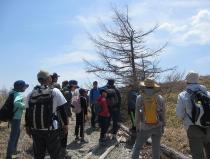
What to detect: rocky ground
<box><xmin>0</xmin><ymin>114</ymin><xmax>155</xmax><ymax>159</ymax></box>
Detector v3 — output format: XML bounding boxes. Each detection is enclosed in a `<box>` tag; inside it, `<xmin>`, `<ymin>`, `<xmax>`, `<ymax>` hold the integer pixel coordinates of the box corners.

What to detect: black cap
<box><xmin>79</xmin><ymin>88</ymin><xmax>86</xmax><ymax>95</ymax></box>
<box><xmin>69</xmin><ymin>80</ymin><xmax>79</xmax><ymax>88</ymax></box>
<box><xmin>14</xmin><ymin>80</ymin><xmax>29</xmax><ymax>90</ymax></box>
<box><xmin>107</xmin><ymin>78</ymin><xmax>115</xmax><ymax>86</ymax></box>
<box><xmin>52</xmin><ymin>73</ymin><xmax>60</xmax><ymax>78</ymax></box>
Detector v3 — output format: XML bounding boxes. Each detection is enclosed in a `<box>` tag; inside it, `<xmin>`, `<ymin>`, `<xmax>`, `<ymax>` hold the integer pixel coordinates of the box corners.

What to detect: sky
<box><xmin>1</xmin><ymin>0</ymin><xmax>210</xmax><ymax>91</ymax></box>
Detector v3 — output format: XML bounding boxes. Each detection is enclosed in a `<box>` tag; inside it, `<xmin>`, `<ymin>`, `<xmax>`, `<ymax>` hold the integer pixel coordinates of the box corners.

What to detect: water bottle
<box><xmin>53</xmin><ymin>120</ymin><xmax>58</xmax><ymax>129</ymax></box>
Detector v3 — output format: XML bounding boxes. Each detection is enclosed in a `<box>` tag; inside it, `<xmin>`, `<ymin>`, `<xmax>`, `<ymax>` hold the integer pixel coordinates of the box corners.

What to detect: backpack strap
<box><xmin>185</xmin><ymin>89</ymin><xmax>196</xmax><ymax>123</ymax></box>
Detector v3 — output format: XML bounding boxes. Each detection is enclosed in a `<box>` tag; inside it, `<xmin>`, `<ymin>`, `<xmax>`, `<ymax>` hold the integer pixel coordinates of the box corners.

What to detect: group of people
<box><xmin>1</xmin><ymin>70</ymin><xmax>210</xmax><ymax>159</ymax></box>
<box><xmin>2</xmin><ymin>70</ymin><xmax>121</xmax><ymax>159</ymax></box>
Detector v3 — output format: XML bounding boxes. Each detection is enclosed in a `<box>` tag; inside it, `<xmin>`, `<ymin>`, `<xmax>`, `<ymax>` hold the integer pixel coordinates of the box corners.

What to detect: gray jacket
<box><xmin>135</xmin><ymin>93</ymin><xmax>165</xmax><ymax>131</ymax></box>
<box><xmin>176</xmin><ymin>84</ymin><xmax>209</xmax><ymax>130</ymax></box>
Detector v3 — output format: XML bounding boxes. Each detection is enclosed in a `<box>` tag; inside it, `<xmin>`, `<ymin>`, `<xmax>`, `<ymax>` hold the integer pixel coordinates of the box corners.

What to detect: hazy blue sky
<box><xmin>1</xmin><ymin>0</ymin><xmax>210</xmax><ymax>90</ymax></box>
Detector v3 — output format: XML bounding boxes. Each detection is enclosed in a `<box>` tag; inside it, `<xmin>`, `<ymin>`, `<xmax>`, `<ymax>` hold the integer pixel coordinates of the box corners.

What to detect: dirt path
<box><xmin>0</xmin><ymin>115</ymin><xmax>153</xmax><ymax>159</ymax></box>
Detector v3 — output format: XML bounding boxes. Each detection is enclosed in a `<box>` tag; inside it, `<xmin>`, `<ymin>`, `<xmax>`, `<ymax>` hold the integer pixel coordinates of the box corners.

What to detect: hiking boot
<box><xmin>99</xmin><ymin>138</ymin><xmax>106</xmax><ymax>146</ymax></box>
<box><xmin>80</xmin><ymin>138</ymin><xmax>88</xmax><ymax>143</ymax></box>
<box><xmin>65</xmin><ymin>155</ymin><xmax>72</xmax><ymax>159</ymax></box>
<box><xmin>112</xmin><ymin>134</ymin><xmax>117</xmax><ymax>140</ymax></box>
<box><xmin>75</xmin><ymin>136</ymin><xmax>79</xmax><ymax>141</ymax></box>
<box><xmin>91</xmin><ymin>126</ymin><xmax>96</xmax><ymax>130</ymax></box>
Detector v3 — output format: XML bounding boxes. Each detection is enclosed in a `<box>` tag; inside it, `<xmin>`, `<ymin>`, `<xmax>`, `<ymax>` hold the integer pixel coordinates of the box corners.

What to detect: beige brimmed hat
<box><xmin>37</xmin><ymin>70</ymin><xmax>50</xmax><ymax>80</ymax></box>
<box><xmin>139</xmin><ymin>78</ymin><xmax>160</xmax><ymax>88</ymax></box>
<box><xmin>185</xmin><ymin>71</ymin><xmax>199</xmax><ymax>84</ymax></box>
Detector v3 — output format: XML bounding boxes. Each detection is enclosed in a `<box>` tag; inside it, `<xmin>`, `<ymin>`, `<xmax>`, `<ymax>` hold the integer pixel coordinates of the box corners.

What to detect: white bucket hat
<box><xmin>185</xmin><ymin>71</ymin><xmax>199</xmax><ymax>84</ymax></box>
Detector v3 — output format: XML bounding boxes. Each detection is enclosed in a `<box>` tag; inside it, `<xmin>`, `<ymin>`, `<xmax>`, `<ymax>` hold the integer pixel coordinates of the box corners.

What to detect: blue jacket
<box><xmin>89</xmin><ymin>88</ymin><xmax>100</xmax><ymax>104</ymax></box>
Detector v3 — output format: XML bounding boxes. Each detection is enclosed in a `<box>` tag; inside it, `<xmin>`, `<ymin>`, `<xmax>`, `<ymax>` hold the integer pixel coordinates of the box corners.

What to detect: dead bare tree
<box><xmin>85</xmin><ymin>7</ymin><xmax>174</xmax><ymax>87</ymax></box>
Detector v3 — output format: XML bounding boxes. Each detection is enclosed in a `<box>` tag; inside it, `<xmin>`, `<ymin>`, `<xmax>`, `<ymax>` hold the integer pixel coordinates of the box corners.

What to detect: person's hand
<box><xmin>63</xmin><ymin>125</ymin><xmax>68</xmax><ymax>134</ymax></box>
<box><xmin>26</xmin><ymin>127</ymin><xmax>31</xmax><ymax>138</ymax></box>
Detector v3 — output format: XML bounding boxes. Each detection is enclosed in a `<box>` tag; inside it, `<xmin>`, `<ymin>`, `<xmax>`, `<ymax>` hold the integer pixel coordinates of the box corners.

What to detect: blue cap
<box><xmin>14</xmin><ymin>80</ymin><xmax>29</xmax><ymax>90</ymax></box>
<box><xmin>69</xmin><ymin>80</ymin><xmax>79</xmax><ymax>88</ymax></box>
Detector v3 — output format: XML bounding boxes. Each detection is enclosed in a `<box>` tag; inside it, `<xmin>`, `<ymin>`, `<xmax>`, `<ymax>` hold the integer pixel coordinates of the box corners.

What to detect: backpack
<box><xmin>187</xmin><ymin>89</ymin><xmax>210</xmax><ymax>127</ymax></box>
<box><xmin>95</xmin><ymin>102</ymin><xmax>102</xmax><ymax>114</ymax></box>
<box><xmin>71</xmin><ymin>96</ymin><xmax>81</xmax><ymax>114</ymax></box>
<box><xmin>107</xmin><ymin>88</ymin><xmax>119</xmax><ymax>107</ymax></box>
<box><xmin>27</xmin><ymin>86</ymin><xmax>56</xmax><ymax>129</ymax></box>
<box><xmin>128</xmin><ymin>90</ymin><xmax>138</xmax><ymax>110</ymax></box>
<box><xmin>0</xmin><ymin>93</ymin><xmax>15</xmax><ymax>122</ymax></box>
<box><xmin>61</xmin><ymin>87</ymin><xmax>72</xmax><ymax>117</ymax></box>
<box><xmin>141</xmin><ymin>94</ymin><xmax>159</xmax><ymax>125</ymax></box>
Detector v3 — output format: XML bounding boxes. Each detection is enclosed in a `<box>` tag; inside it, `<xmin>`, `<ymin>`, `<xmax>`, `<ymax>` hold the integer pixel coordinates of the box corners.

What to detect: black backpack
<box><xmin>27</xmin><ymin>86</ymin><xmax>56</xmax><ymax>129</ymax></box>
<box><xmin>107</xmin><ymin>88</ymin><xmax>119</xmax><ymax>108</ymax></box>
<box><xmin>61</xmin><ymin>87</ymin><xmax>72</xmax><ymax>117</ymax></box>
<box><xmin>187</xmin><ymin>89</ymin><xmax>210</xmax><ymax>127</ymax></box>
<box><xmin>0</xmin><ymin>93</ymin><xmax>15</xmax><ymax>122</ymax></box>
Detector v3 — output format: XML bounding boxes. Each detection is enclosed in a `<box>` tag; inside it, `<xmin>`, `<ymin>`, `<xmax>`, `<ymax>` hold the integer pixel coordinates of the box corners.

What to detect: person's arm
<box><xmin>176</xmin><ymin>94</ymin><xmax>185</xmax><ymax>120</ymax></box>
<box><xmin>56</xmin><ymin>103</ymin><xmax>69</xmax><ymax>125</ymax></box>
<box><xmin>89</xmin><ymin>89</ymin><xmax>93</xmax><ymax>104</ymax></box>
<box><xmin>53</xmin><ymin>88</ymin><xmax>69</xmax><ymax>133</ymax></box>
<box><xmin>135</xmin><ymin>96</ymin><xmax>141</xmax><ymax>132</ymax></box>
<box><xmin>13</xmin><ymin>93</ymin><xmax>25</xmax><ymax>112</ymax></box>
<box><xmin>116</xmin><ymin>88</ymin><xmax>121</xmax><ymax>106</ymax></box>
<box><xmin>25</xmin><ymin>93</ymin><xmax>31</xmax><ymax>137</ymax></box>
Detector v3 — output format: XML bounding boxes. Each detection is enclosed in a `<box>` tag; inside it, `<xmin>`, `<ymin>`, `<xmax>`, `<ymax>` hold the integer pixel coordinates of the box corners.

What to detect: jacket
<box><xmin>89</xmin><ymin>88</ymin><xmax>100</xmax><ymax>104</ymax></box>
<box><xmin>12</xmin><ymin>90</ymin><xmax>25</xmax><ymax>120</ymax></box>
<box><xmin>176</xmin><ymin>83</ymin><xmax>209</xmax><ymax>130</ymax></box>
<box><xmin>97</xmin><ymin>96</ymin><xmax>109</xmax><ymax>117</ymax></box>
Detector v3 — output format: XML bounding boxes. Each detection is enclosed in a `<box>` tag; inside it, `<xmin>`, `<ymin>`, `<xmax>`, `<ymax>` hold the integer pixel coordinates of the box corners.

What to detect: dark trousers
<box><xmin>187</xmin><ymin>125</ymin><xmax>210</xmax><ymax>159</ymax></box>
<box><xmin>31</xmin><ymin>129</ymin><xmax>65</xmax><ymax>159</ymax></box>
<box><xmin>60</xmin><ymin>128</ymin><xmax>68</xmax><ymax>148</ymax></box>
<box><xmin>91</xmin><ymin>104</ymin><xmax>96</xmax><ymax>127</ymax></box>
<box><xmin>98</xmin><ymin>116</ymin><xmax>109</xmax><ymax>140</ymax></box>
<box><xmin>128</xmin><ymin>108</ymin><xmax>136</xmax><ymax>130</ymax></box>
<box><xmin>6</xmin><ymin>119</ymin><xmax>21</xmax><ymax>158</ymax></box>
<box><xmin>109</xmin><ymin>108</ymin><xmax>120</xmax><ymax>135</ymax></box>
<box><xmin>75</xmin><ymin>112</ymin><xmax>84</xmax><ymax>137</ymax></box>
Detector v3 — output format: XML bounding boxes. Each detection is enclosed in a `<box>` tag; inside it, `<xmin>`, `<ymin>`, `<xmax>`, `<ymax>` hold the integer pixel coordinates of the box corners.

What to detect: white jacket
<box><xmin>176</xmin><ymin>84</ymin><xmax>209</xmax><ymax>130</ymax></box>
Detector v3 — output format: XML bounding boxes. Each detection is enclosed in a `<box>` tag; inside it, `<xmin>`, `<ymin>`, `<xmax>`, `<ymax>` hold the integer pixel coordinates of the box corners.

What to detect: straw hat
<box><xmin>139</xmin><ymin>78</ymin><xmax>160</xmax><ymax>88</ymax></box>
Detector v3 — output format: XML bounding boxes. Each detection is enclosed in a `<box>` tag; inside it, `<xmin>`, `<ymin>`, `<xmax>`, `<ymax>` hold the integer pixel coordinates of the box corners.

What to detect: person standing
<box><xmin>176</xmin><ymin>71</ymin><xmax>210</xmax><ymax>159</ymax></box>
<box><xmin>127</xmin><ymin>84</ymin><xmax>138</xmax><ymax>132</ymax></box>
<box><xmin>97</xmin><ymin>89</ymin><xmax>110</xmax><ymax>146</ymax></box>
<box><xmin>25</xmin><ymin>70</ymin><xmax>69</xmax><ymax>159</ymax></box>
<box><xmin>89</xmin><ymin>81</ymin><xmax>100</xmax><ymax>128</ymax></box>
<box><xmin>6</xmin><ymin>80</ymin><xmax>29</xmax><ymax>159</ymax></box>
<box><xmin>132</xmin><ymin>78</ymin><xmax>165</xmax><ymax>159</ymax></box>
<box><xmin>105</xmin><ymin>79</ymin><xmax>121</xmax><ymax>139</ymax></box>
<box><xmin>74</xmin><ymin>88</ymin><xmax>88</xmax><ymax>143</ymax></box>
<box><xmin>51</xmin><ymin>72</ymin><xmax>61</xmax><ymax>89</ymax></box>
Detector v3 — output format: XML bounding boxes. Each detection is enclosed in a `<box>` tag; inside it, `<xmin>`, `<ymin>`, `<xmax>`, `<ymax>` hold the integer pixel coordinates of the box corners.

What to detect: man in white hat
<box><xmin>176</xmin><ymin>71</ymin><xmax>210</xmax><ymax>159</ymax></box>
<box><xmin>132</xmin><ymin>78</ymin><xmax>165</xmax><ymax>159</ymax></box>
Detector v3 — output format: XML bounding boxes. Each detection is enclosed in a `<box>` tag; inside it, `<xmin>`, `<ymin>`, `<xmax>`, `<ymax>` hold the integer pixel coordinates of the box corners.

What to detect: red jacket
<box><xmin>97</xmin><ymin>96</ymin><xmax>109</xmax><ymax>117</ymax></box>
